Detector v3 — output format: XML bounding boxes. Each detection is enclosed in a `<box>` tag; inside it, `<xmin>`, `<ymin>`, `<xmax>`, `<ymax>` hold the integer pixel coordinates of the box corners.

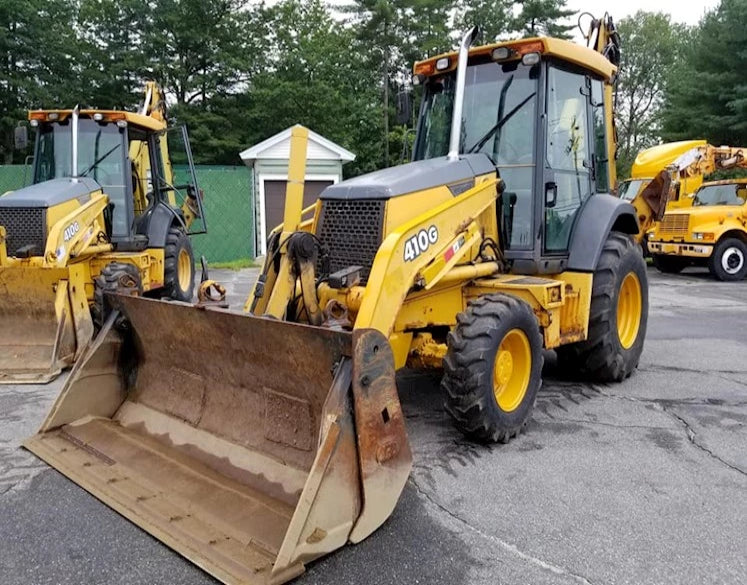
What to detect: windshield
<box><xmin>692</xmin><ymin>183</ymin><xmax>747</xmax><ymax>207</ymax></box>
<box><xmin>33</xmin><ymin>118</ymin><xmax>131</xmax><ymax>237</ymax></box>
<box><xmin>34</xmin><ymin>119</ymin><xmax>125</xmax><ymax>184</ymax></box>
<box><xmin>414</xmin><ymin>60</ymin><xmax>539</xmax><ymax>249</ymax></box>
<box><xmin>618</xmin><ymin>179</ymin><xmax>647</xmax><ymax>201</ymax></box>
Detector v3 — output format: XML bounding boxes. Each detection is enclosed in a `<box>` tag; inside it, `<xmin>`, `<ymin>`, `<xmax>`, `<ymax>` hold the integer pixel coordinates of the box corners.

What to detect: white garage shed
<box><xmin>239</xmin><ymin>125</ymin><xmax>355</xmax><ymax>256</ymax></box>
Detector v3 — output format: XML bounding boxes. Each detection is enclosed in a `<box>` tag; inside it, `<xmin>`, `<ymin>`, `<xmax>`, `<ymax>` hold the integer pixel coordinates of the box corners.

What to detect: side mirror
<box><xmin>395</xmin><ymin>90</ymin><xmax>413</xmax><ymax>126</ymax></box>
<box><xmin>14</xmin><ymin>123</ymin><xmax>28</xmax><ymax>151</ymax></box>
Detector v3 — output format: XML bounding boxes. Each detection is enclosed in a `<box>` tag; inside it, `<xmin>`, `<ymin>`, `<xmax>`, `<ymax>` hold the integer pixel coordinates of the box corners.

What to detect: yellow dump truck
<box><xmin>25</xmin><ymin>16</ymin><xmax>657</xmax><ymax>584</ymax></box>
<box><xmin>0</xmin><ymin>83</ymin><xmax>205</xmax><ymax>383</ymax></box>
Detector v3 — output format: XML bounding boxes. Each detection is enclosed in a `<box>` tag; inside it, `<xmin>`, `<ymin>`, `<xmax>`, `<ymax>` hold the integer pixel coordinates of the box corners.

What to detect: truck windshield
<box><xmin>413</xmin><ymin>60</ymin><xmax>539</xmax><ymax>249</ymax></box>
<box><xmin>618</xmin><ymin>179</ymin><xmax>647</xmax><ymax>201</ymax></box>
<box><xmin>692</xmin><ymin>184</ymin><xmax>747</xmax><ymax>207</ymax></box>
<box><xmin>33</xmin><ymin>119</ymin><xmax>125</xmax><ymax>185</ymax></box>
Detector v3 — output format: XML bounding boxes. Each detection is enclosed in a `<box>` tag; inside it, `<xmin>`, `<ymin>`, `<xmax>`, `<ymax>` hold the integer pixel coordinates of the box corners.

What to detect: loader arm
<box><xmin>43</xmin><ymin>192</ymin><xmax>111</xmax><ymax>266</ymax></box>
<box><xmin>355</xmin><ymin>177</ymin><xmax>500</xmax><ymax>336</ymax></box>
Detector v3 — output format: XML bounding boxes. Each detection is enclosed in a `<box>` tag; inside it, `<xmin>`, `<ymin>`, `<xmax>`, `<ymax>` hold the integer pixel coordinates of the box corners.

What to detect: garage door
<box><xmin>263</xmin><ymin>180</ymin><xmax>333</xmax><ymax>243</ymax></box>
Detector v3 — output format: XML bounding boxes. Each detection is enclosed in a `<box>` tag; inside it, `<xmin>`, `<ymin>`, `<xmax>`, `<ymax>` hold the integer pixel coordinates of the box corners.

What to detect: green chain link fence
<box><xmin>0</xmin><ymin>164</ymin><xmax>255</xmax><ymax>263</ymax></box>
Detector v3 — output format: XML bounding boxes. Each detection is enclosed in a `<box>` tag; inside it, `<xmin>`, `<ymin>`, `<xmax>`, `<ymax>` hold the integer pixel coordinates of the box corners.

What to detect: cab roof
<box><xmin>700</xmin><ymin>178</ymin><xmax>747</xmax><ymax>187</ymax></box>
<box><xmin>28</xmin><ymin>109</ymin><xmax>166</xmax><ymax>132</ymax></box>
<box><xmin>413</xmin><ymin>37</ymin><xmax>617</xmax><ymax>82</ymax></box>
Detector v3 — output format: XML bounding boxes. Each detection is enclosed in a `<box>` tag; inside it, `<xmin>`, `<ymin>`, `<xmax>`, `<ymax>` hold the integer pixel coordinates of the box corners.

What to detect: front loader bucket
<box><xmin>0</xmin><ymin>267</ymin><xmax>80</xmax><ymax>384</ymax></box>
<box><xmin>25</xmin><ymin>294</ymin><xmax>412</xmax><ymax>584</ymax></box>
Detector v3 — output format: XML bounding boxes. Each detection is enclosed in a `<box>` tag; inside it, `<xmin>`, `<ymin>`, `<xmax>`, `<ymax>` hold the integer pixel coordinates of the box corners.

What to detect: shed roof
<box><xmin>239</xmin><ymin>125</ymin><xmax>355</xmax><ymax>164</ymax></box>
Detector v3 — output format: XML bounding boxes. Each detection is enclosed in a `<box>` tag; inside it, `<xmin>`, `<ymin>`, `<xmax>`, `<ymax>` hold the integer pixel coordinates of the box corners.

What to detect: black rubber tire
<box><xmin>652</xmin><ymin>253</ymin><xmax>686</xmax><ymax>274</ymax></box>
<box><xmin>556</xmin><ymin>232</ymin><xmax>648</xmax><ymax>382</ymax></box>
<box><xmin>442</xmin><ymin>293</ymin><xmax>544</xmax><ymax>443</ymax></box>
<box><xmin>92</xmin><ymin>262</ymin><xmax>142</xmax><ymax>330</ymax></box>
<box><xmin>708</xmin><ymin>237</ymin><xmax>747</xmax><ymax>281</ymax></box>
<box><xmin>163</xmin><ymin>226</ymin><xmax>195</xmax><ymax>301</ymax></box>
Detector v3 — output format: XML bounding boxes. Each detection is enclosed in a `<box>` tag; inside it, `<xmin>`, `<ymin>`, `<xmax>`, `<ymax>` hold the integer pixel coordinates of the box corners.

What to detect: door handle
<box><xmin>545</xmin><ymin>182</ymin><xmax>558</xmax><ymax>208</ymax></box>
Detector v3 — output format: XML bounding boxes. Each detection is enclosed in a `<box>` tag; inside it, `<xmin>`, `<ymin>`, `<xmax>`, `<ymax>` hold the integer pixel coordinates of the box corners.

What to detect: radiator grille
<box><xmin>316</xmin><ymin>199</ymin><xmax>385</xmax><ymax>285</ymax></box>
<box><xmin>0</xmin><ymin>208</ymin><xmax>46</xmax><ymax>257</ymax></box>
<box><xmin>659</xmin><ymin>213</ymin><xmax>689</xmax><ymax>238</ymax></box>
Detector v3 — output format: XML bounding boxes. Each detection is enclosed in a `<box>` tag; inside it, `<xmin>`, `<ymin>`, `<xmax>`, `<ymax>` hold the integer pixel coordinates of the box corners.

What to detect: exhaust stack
<box><xmin>447</xmin><ymin>27</ymin><xmax>479</xmax><ymax>161</ymax></box>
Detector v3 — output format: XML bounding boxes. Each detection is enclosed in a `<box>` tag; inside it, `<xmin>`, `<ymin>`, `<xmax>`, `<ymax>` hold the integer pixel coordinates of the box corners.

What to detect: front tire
<box><xmin>708</xmin><ymin>237</ymin><xmax>747</xmax><ymax>281</ymax></box>
<box><xmin>163</xmin><ymin>226</ymin><xmax>195</xmax><ymax>301</ymax></box>
<box><xmin>92</xmin><ymin>262</ymin><xmax>142</xmax><ymax>330</ymax></box>
<box><xmin>442</xmin><ymin>294</ymin><xmax>543</xmax><ymax>443</ymax></box>
<box><xmin>556</xmin><ymin>232</ymin><xmax>648</xmax><ymax>382</ymax></box>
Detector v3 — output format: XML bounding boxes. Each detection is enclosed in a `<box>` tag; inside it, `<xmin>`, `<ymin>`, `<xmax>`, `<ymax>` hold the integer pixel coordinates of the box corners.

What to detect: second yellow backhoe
<box><xmin>25</xmin><ymin>15</ymin><xmax>659</xmax><ymax>585</ymax></box>
<box><xmin>0</xmin><ymin>83</ymin><xmax>205</xmax><ymax>383</ymax></box>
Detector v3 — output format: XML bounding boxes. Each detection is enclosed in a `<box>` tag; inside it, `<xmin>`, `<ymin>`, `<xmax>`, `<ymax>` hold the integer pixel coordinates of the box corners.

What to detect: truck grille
<box><xmin>0</xmin><ymin>208</ymin><xmax>46</xmax><ymax>257</ymax></box>
<box><xmin>316</xmin><ymin>199</ymin><xmax>385</xmax><ymax>285</ymax></box>
<box><xmin>659</xmin><ymin>213</ymin><xmax>689</xmax><ymax>238</ymax></box>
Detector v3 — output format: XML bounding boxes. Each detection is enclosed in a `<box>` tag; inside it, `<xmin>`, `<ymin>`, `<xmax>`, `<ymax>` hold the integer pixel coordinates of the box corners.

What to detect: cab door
<box><xmin>543</xmin><ymin>65</ymin><xmax>593</xmax><ymax>253</ymax></box>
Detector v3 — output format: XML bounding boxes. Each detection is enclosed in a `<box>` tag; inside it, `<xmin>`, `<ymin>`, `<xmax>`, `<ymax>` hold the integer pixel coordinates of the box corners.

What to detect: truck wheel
<box><xmin>556</xmin><ymin>232</ymin><xmax>648</xmax><ymax>382</ymax></box>
<box><xmin>442</xmin><ymin>294</ymin><xmax>543</xmax><ymax>443</ymax></box>
<box><xmin>652</xmin><ymin>254</ymin><xmax>686</xmax><ymax>274</ymax></box>
<box><xmin>163</xmin><ymin>226</ymin><xmax>195</xmax><ymax>301</ymax></box>
<box><xmin>92</xmin><ymin>262</ymin><xmax>142</xmax><ymax>330</ymax></box>
<box><xmin>708</xmin><ymin>238</ymin><xmax>747</xmax><ymax>281</ymax></box>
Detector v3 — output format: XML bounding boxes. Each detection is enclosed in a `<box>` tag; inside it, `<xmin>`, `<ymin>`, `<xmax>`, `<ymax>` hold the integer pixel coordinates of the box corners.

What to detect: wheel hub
<box><xmin>492</xmin><ymin>329</ymin><xmax>532</xmax><ymax>413</ymax></box>
<box><xmin>178</xmin><ymin>248</ymin><xmax>192</xmax><ymax>291</ymax></box>
<box><xmin>722</xmin><ymin>247</ymin><xmax>744</xmax><ymax>274</ymax></box>
<box><xmin>616</xmin><ymin>272</ymin><xmax>642</xmax><ymax>350</ymax></box>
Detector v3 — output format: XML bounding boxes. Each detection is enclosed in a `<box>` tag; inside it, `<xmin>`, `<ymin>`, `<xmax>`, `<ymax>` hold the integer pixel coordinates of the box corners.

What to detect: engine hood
<box><xmin>320</xmin><ymin>154</ymin><xmax>496</xmax><ymax>200</ymax></box>
<box><xmin>0</xmin><ymin>177</ymin><xmax>100</xmax><ymax>208</ymax></box>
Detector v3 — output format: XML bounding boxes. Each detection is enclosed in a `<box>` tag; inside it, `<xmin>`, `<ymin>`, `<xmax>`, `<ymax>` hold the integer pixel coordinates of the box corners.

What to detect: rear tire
<box><xmin>442</xmin><ymin>294</ymin><xmax>543</xmax><ymax>443</ymax></box>
<box><xmin>92</xmin><ymin>262</ymin><xmax>142</xmax><ymax>330</ymax></box>
<box><xmin>556</xmin><ymin>232</ymin><xmax>648</xmax><ymax>382</ymax></box>
<box><xmin>163</xmin><ymin>226</ymin><xmax>195</xmax><ymax>301</ymax></box>
<box><xmin>652</xmin><ymin>253</ymin><xmax>686</xmax><ymax>274</ymax></box>
<box><xmin>708</xmin><ymin>237</ymin><xmax>747</xmax><ymax>281</ymax></box>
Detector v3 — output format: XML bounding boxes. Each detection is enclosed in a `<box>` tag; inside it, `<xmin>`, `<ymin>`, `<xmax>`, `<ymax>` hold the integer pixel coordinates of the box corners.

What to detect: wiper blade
<box><xmin>467</xmin><ymin>91</ymin><xmax>536</xmax><ymax>155</ymax></box>
<box><xmin>79</xmin><ymin>144</ymin><xmax>120</xmax><ymax>178</ymax></box>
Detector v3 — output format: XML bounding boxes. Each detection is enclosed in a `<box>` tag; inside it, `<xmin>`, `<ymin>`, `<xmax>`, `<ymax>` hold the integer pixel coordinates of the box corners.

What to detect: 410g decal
<box><xmin>404</xmin><ymin>225</ymin><xmax>438</xmax><ymax>262</ymax></box>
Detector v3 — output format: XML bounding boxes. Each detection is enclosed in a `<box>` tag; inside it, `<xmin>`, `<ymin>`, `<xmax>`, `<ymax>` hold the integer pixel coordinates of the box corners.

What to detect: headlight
<box><xmin>692</xmin><ymin>232</ymin><xmax>703</xmax><ymax>240</ymax></box>
<box><xmin>692</xmin><ymin>232</ymin><xmax>714</xmax><ymax>241</ymax></box>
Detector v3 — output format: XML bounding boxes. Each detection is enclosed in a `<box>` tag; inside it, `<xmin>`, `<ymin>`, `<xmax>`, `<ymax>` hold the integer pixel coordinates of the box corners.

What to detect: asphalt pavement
<box><xmin>1</xmin><ymin>266</ymin><xmax>745</xmax><ymax>585</ymax></box>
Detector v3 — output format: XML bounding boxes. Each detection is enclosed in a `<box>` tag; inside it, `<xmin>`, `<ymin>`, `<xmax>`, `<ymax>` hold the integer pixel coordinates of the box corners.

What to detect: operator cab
<box><xmin>29</xmin><ymin>110</ymin><xmax>204</xmax><ymax>251</ymax></box>
<box><xmin>412</xmin><ymin>38</ymin><xmax>618</xmax><ymax>273</ymax></box>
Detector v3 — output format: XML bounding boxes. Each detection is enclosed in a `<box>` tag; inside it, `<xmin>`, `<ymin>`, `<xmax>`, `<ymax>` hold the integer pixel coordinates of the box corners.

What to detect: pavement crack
<box><xmin>409</xmin><ymin>475</ymin><xmax>596</xmax><ymax>585</ymax></box>
<box><xmin>659</xmin><ymin>405</ymin><xmax>747</xmax><ymax>478</ymax></box>
<box><xmin>542</xmin><ymin>417</ymin><xmax>671</xmax><ymax>431</ymax></box>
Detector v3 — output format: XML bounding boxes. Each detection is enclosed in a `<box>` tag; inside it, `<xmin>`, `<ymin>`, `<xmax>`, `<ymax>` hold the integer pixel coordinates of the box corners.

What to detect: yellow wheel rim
<box><xmin>178</xmin><ymin>249</ymin><xmax>192</xmax><ymax>291</ymax></box>
<box><xmin>492</xmin><ymin>328</ymin><xmax>532</xmax><ymax>412</ymax></box>
<box><xmin>616</xmin><ymin>272</ymin><xmax>642</xmax><ymax>349</ymax></box>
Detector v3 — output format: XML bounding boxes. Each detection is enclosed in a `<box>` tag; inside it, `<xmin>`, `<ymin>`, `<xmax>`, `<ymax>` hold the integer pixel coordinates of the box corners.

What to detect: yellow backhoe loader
<box><xmin>0</xmin><ymin>82</ymin><xmax>206</xmax><ymax>383</ymax></box>
<box><xmin>26</xmin><ymin>16</ymin><xmax>657</xmax><ymax>584</ymax></box>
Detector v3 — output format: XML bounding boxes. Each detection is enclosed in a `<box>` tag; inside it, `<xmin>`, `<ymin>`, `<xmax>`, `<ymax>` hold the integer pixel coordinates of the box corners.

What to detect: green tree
<box><xmin>512</xmin><ymin>0</ymin><xmax>575</xmax><ymax>38</ymax></box>
<box><xmin>615</xmin><ymin>11</ymin><xmax>688</xmax><ymax>177</ymax></box>
<box><xmin>455</xmin><ymin>0</ymin><xmax>513</xmax><ymax>43</ymax></box>
<box><xmin>662</xmin><ymin>0</ymin><xmax>747</xmax><ymax>147</ymax></box>
<box><xmin>0</xmin><ymin>0</ymin><xmax>82</xmax><ymax>162</ymax></box>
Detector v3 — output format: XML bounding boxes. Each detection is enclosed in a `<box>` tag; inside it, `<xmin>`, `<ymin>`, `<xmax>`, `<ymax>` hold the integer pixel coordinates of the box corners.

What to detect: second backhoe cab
<box><xmin>28</xmin><ymin>106</ymin><xmax>204</xmax><ymax>254</ymax></box>
<box><xmin>412</xmin><ymin>34</ymin><xmax>622</xmax><ymax>274</ymax></box>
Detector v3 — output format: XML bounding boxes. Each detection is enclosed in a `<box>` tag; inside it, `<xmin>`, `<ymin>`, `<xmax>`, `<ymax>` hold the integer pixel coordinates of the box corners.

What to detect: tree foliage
<box><xmin>614</xmin><ymin>11</ymin><xmax>688</xmax><ymax>177</ymax></box>
<box><xmin>661</xmin><ymin>0</ymin><xmax>747</xmax><ymax>147</ymax></box>
<box><xmin>0</xmin><ymin>0</ymin><xmax>579</xmax><ymax>170</ymax></box>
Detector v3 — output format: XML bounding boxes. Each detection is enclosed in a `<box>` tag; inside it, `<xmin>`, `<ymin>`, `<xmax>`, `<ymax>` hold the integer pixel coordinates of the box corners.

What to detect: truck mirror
<box><xmin>395</xmin><ymin>90</ymin><xmax>413</xmax><ymax>126</ymax></box>
<box><xmin>14</xmin><ymin>124</ymin><xmax>28</xmax><ymax>150</ymax></box>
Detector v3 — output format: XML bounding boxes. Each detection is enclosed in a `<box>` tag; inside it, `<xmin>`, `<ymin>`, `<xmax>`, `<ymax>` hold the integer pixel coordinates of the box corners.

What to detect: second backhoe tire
<box><xmin>556</xmin><ymin>232</ymin><xmax>648</xmax><ymax>382</ymax></box>
<box><xmin>442</xmin><ymin>294</ymin><xmax>543</xmax><ymax>443</ymax></box>
<box><xmin>163</xmin><ymin>226</ymin><xmax>195</xmax><ymax>301</ymax></box>
<box><xmin>708</xmin><ymin>237</ymin><xmax>747</xmax><ymax>281</ymax></box>
<box><xmin>652</xmin><ymin>253</ymin><xmax>686</xmax><ymax>274</ymax></box>
<box><xmin>92</xmin><ymin>262</ymin><xmax>142</xmax><ymax>330</ymax></box>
